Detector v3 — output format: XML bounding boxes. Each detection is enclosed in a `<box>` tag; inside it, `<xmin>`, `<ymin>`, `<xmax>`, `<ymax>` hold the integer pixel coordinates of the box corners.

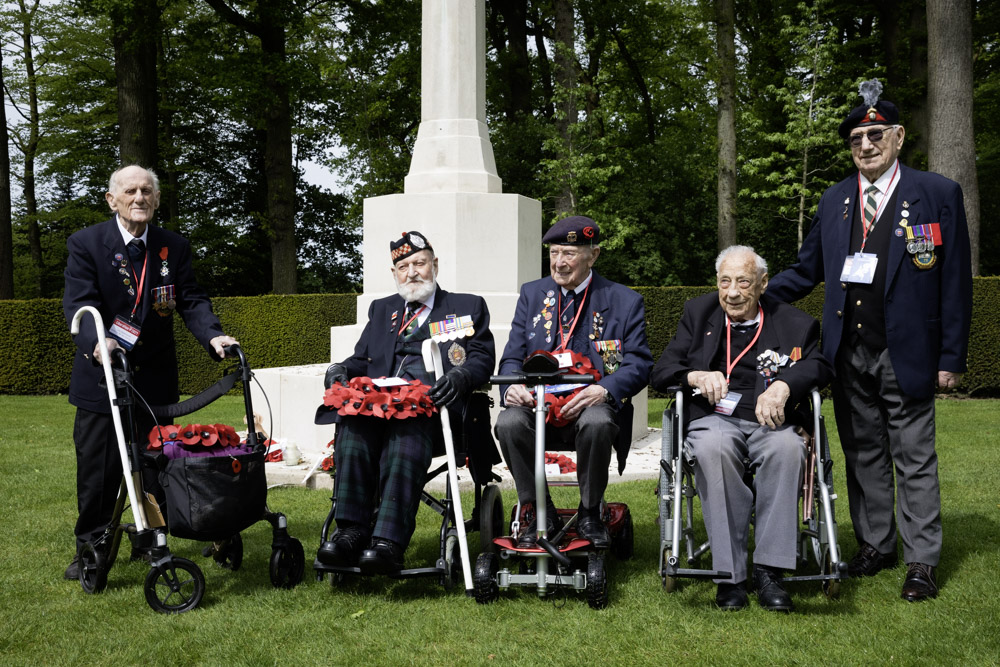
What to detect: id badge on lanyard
<box><xmin>109</xmin><ymin>247</ymin><xmax>148</xmax><ymax>349</ymax></box>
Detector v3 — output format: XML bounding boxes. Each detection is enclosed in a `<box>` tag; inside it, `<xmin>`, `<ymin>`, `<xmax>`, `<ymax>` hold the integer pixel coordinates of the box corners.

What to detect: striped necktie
<box><xmin>863</xmin><ymin>185</ymin><xmax>879</xmax><ymax>229</ymax></box>
<box><xmin>560</xmin><ymin>290</ymin><xmax>576</xmax><ymax>334</ymax></box>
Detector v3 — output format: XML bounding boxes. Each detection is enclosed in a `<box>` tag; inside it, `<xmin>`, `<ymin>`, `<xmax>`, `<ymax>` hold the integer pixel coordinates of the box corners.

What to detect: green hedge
<box><xmin>2</xmin><ymin>278</ymin><xmax>998</xmax><ymax>396</ymax></box>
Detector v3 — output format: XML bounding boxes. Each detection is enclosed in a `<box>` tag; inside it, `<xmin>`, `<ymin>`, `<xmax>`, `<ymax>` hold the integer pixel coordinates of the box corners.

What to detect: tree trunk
<box><xmin>715</xmin><ymin>0</ymin><xmax>737</xmax><ymax>250</ymax></box>
<box><xmin>0</xmin><ymin>56</ymin><xmax>13</xmax><ymax>299</ymax></box>
<box><xmin>552</xmin><ymin>0</ymin><xmax>578</xmax><ymax>215</ymax></box>
<box><xmin>531</xmin><ymin>5</ymin><xmax>554</xmax><ymax>119</ymax></box>
<box><xmin>18</xmin><ymin>0</ymin><xmax>42</xmax><ymax>296</ymax></box>
<box><xmin>927</xmin><ymin>0</ymin><xmax>979</xmax><ymax>275</ymax></box>
<box><xmin>905</xmin><ymin>0</ymin><xmax>929</xmax><ymax>166</ymax></box>
<box><xmin>110</xmin><ymin>0</ymin><xmax>160</xmax><ymax>168</ymax></box>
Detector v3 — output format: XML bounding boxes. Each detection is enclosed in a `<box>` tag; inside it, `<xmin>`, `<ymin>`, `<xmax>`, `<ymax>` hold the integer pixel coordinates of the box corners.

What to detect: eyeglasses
<box><xmin>848</xmin><ymin>126</ymin><xmax>898</xmax><ymax>148</ymax></box>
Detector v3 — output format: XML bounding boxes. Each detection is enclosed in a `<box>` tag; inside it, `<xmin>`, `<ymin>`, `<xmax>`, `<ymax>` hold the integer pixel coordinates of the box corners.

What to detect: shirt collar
<box><xmin>410</xmin><ymin>286</ymin><xmax>437</xmax><ymax>326</ymax></box>
<box><xmin>859</xmin><ymin>159</ymin><xmax>900</xmax><ymax>195</ymax></box>
<box><xmin>116</xmin><ymin>214</ymin><xmax>148</xmax><ymax>247</ymax></box>
<box><xmin>561</xmin><ymin>271</ymin><xmax>593</xmax><ymax>296</ymax></box>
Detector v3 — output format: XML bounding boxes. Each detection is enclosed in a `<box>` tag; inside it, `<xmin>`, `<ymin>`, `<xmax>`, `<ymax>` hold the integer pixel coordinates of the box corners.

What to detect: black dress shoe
<box><xmin>848</xmin><ymin>542</ymin><xmax>898</xmax><ymax>577</ymax></box>
<box><xmin>901</xmin><ymin>562</ymin><xmax>938</xmax><ymax>602</ymax></box>
<box><xmin>753</xmin><ymin>565</ymin><xmax>793</xmax><ymax>612</ymax></box>
<box><xmin>359</xmin><ymin>538</ymin><xmax>405</xmax><ymax>574</ymax></box>
<box><xmin>577</xmin><ymin>515</ymin><xmax>611</xmax><ymax>549</ymax></box>
<box><xmin>64</xmin><ymin>555</ymin><xmax>80</xmax><ymax>580</ymax></box>
<box><xmin>716</xmin><ymin>582</ymin><xmax>749</xmax><ymax>611</ymax></box>
<box><xmin>515</xmin><ymin>501</ymin><xmax>564</xmax><ymax>549</ymax></box>
<box><xmin>317</xmin><ymin>525</ymin><xmax>369</xmax><ymax>567</ymax></box>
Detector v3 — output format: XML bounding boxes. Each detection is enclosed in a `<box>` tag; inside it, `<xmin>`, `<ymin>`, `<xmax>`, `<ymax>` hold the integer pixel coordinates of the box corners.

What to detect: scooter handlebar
<box><xmin>490</xmin><ymin>374</ymin><xmax>595</xmax><ymax>387</ymax></box>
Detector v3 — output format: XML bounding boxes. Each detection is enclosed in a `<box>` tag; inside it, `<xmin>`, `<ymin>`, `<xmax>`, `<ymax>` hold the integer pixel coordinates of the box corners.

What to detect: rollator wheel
<box><xmin>820</xmin><ymin>548</ymin><xmax>841</xmax><ymax>599</ymax></box>
<box><xmin>269</xmin><ymin>537</ymin><xmax>305</xmax><ymax>589</ymax></box>
<box><xmin>478</xmin><ymin>484</ymin><xmax>504</xmax><ymax>555</ymax></box>
<box><xmin>586</xmin><ymin>554</ymin><xmax>609</xmax><ymax>610</ymax></box>
<box><xmin>662</xmin><ymin>551</ymin><xmax>677</xmax><ymax>593</ymax></box>
<box><xmin>442</xmin><ymin>534</ymin><xmax>461</xmax><ymax>590</ymax></box>
<box><xmin>473</xmin><ymin>552</ymin><xmax>500</xmax><ymax>604</ymax></box>
<box><xmin>212</xmin><ymin>533</ymin><xmax>244</xmax><ymax>571</ymax></box>
<box><xmin>611</xmin><ymin>509</ymin><xmax>634</xmax><ymax>561</ymax></box>
<box><xmin>78</xmin><ymin>542</ymin><xmax>108</xmax><ymax>594</ymax></box>
<box><xmin>144</xmin><ymin>557</ymin><xmax>204</xmax><ymax>614</ymax></box>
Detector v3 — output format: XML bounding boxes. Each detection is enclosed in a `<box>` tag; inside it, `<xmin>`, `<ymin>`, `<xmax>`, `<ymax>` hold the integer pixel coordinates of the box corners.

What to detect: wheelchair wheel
<box><xmin>78</xmin><ymin>542</ymin><xmax>108</xmax><ymax>594</ymax></box>
<box><xmin>442</xmin><ymin>534</ymin><xmax>461</xmax><ymax>590</ymax></box>
<box><xmin>473</xmin><ymin>552</ymin><xmax>500</xmax><ymax>604</ymax></box>
<box><xmin>143</xmin><ymin>557</ymin><xmax>204</xmax><ymax>614</ymax></box>
<box><xmin>269</xmin><ymin>537</ymin><xmax>305</xmax><ymax>589</ymax></box>
<box><xmin>478</xmin><ymin>484</ymin><xmax>504</xmax><ymax>555</ymax></box>
<box><xmin>611</xmin><ymin>508</ymin><xmax>634</xmax><ymax>561</ymax></box>
<box><xmin>586</xmin><ymin>554</ymin><xmax>609</xmax><ymax>609</ymax></box>
<box><xmin>204</xmin><ymin>533</ymin><xmax>244</xmax><ymax>571</ymax></box>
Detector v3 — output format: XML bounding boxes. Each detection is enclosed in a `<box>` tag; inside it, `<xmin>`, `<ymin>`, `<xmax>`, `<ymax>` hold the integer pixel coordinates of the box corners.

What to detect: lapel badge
<box><xmin>902</xmin><ymin>200</ymin><xmax>909</xmax><ymax>208</ymax></box>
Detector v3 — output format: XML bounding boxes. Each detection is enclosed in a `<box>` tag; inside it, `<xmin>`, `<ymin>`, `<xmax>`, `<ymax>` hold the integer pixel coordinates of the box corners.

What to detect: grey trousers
<box><xmin>687</xmin><ymin>414</ymin><xmax>805</xmax><ymax>584</ymax></box>
<box><xmin>495</xmin><ymin>403</ymin><xmax>619</xmax><ymax>509</ymax></box>
<box><xmin>834</xmin><ymin>339</ymin><xmax>940</xmax><ymax>566</ymax></box>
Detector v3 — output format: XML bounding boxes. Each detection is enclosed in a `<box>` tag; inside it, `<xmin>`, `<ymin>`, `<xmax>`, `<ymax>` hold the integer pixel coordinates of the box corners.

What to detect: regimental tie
<box><xmin>404</xmin><ymin>301</ymin><xmax>421</xmax><ymax>336</ymax></box>
<box><xmin>863</xmin><ymin>184</ymin><xmax>879</xmax><ymax>231</ymax></box>
<box><xmin>127</xmin><ymin>239</ymin><xmax>146</xmax><ymax>265</ymax></box>
<box><xmin>560</xmin><ymin>290</ymin><xmax>576</xmax><ymax>334</ymax></box>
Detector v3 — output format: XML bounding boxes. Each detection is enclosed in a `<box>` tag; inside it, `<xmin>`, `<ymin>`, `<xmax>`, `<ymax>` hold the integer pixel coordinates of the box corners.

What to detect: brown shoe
<box><xmin>901</xmin><ymin>562</ymin><xmax>937</xmax><ymax>602</ymax></box>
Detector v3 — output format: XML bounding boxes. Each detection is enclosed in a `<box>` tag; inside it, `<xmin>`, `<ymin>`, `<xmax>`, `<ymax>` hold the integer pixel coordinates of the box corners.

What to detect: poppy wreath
<box><xmin>543</xmin><ymin>350</ymin><xmax>601</xmax><ymax>427</ymax></box>
<box><xmin>146</xmin><ymin>423</ymin><xmax>242</xmax><ymax>450</ymax></box>
<box><xmin>322</xmin><ymin>376</ymin><xmax>437</xmax><ymax>420</ymax></box>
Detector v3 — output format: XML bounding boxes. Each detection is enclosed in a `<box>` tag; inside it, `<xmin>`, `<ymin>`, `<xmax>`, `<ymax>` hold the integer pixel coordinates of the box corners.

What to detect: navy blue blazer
<box><xmin>63</xmin><ymin>217</ymin><xmax>225</xmax><ymax>412</ymax></box>
<box><xmin>337</xmin><ymin>286</ymin><xmax>496</xmax><ymax>426</ymax></box>
<box><xmin>767</xmin><ymin>165</ymin><xmax>972</xmax><ymax>399</ymax></box>
<box><xmin>651</xmin><ymin>293</ymin><xmax>834</xmax><ymax>425</ymax></box>
<box><xmin>499</xmin><ymin>271</ymin><xmax>653</xmax><ymax>469</ymax></box>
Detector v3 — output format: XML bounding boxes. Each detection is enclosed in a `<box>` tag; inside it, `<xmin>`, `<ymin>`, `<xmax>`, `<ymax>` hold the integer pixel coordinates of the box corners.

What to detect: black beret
<box><xmin>542</xmin><ymin>216</ymin><xmax>600</xmax><ymax>246</ymax></box>
<box><xmin>838</xmin><ymin>100</ymin><xmax>901</xmax><ymax>140</ymax></box>
<box><xmin>389</xmin><ymin>231</ymin><xmax>433</xmax><ymax>264</ymax></box>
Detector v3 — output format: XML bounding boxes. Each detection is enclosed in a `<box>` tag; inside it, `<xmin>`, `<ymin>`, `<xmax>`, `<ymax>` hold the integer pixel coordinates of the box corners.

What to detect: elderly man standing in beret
<box><xmin>767</xmin><ymin>80</ymin><xmax>972</xmax><ymax>602</ymax></box>
<box><xmin>496</xmin><ymin>216</ymin><xmax>653</xmax><ymax>549</ymax></box>
<box><xmin>315</xmin><ymin>231</ymin><xmax>495</xmax><ymax>574</ymax></box>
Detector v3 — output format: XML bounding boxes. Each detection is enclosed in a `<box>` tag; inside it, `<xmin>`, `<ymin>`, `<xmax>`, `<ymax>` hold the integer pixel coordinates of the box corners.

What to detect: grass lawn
<box><xmin>1</xmin><ymin>395</ymin><xmax>998</xmax><ymax>665</ymax></box>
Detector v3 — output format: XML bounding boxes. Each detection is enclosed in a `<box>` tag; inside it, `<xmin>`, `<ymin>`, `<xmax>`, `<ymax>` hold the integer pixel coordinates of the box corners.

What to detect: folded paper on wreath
<box><xmin>146</xmin><ymin>423</ymin><xmax>248</xmax><ymax>459</ymax></box>
<box><xmin>538</xmin><ymin>350</ymin><xmax>601</xmax><ymax>428</ymax></box>
<box><xmin>322</xmin><ymin>376</ymin><xmax>438</xmax><ymax>420</ymax></box>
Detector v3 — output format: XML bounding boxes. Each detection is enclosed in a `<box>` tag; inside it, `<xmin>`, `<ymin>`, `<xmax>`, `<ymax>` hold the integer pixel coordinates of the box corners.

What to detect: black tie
<box><xmin>732</xmin><ymin>321</ymin><xmax>758</xmax><ymax>334</ymax></box>
<box><xmin>127</xmin><ymin>239</ymin><xmax>146</xmax><ymax>264</ymax></box>
<box><xmin>561</xmin><ymin>290</ymin><xmax>576</xmax><ymax>334</ymax></box>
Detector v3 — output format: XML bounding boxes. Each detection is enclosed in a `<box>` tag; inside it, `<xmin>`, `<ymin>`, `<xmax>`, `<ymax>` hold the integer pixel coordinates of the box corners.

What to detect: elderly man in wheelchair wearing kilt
<box><xmin>651</xmin><ymin>245</ymin><xmax>834</xmax><ymax>611</ymax></box>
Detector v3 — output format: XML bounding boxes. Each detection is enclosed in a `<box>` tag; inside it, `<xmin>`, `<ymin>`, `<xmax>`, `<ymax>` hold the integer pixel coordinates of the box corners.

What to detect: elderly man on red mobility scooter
<box><xmin>495</xmin><ymin>216</ymin><xmax>653</xmax><ymax>553</ymax></box>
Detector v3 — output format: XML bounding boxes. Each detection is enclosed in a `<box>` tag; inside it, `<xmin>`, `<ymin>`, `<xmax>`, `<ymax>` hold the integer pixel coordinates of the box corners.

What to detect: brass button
<box><xmin>856</xmin><ymin>323</ymin><xmax>862</xmax><ymax>329</ymax></box>
<box><xmin>841</xmin><ymin>282</ymin><xmax>847</xmax><ymax>289</ymax></box>
<box><xmin>856</xmin><ymin>300</ymin><xmax>862</xmax><ymax>306</ymax></box>
<box><xmin>836</xmin><ymin>310</ymin><xmax>843</xmax><ymax>318</ymax></box>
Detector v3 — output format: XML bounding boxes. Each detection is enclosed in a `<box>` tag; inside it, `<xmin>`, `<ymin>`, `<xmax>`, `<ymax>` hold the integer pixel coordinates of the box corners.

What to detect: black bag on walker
<box><xmin>158</xmin><ymin>450</ymin><xmax>266</xmax><ymax>541</ymax></box>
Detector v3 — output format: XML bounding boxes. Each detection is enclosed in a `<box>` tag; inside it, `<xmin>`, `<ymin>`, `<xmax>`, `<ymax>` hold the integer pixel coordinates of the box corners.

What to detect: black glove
<box><xmin>428</xmin><ymin>366</ymin><xmax>473</xmax><ymax>407</ymax></box>
<box><xmin>324</xmin><ymin>363</ymin><xmax>349</xmax><ymax>389</ymax></box>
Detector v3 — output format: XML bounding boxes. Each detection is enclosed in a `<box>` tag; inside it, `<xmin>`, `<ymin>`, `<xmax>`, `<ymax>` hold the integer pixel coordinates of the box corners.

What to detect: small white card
<box><xmin>554</xmin><ymin>352</ymin><xmax>573</xmax><ymax>369</ymax></box>
<box><xmin>840</xmin><ymin>252</ymin><xmax>878</xmax><ymax>284</ymax></box>
<box><xmin>714</xmin><ymin>391</ymin><xmax>742</xmax><ymax>416</ymax></box>
<box><xmin>372</xmin><ymin>377</ymin><xmax>410</xmax><ymax>387</ymax></box>
<box><xmin>545</xmin><ymin>463</ymin><xmax>562</xmax><ymax>476</ymax></box>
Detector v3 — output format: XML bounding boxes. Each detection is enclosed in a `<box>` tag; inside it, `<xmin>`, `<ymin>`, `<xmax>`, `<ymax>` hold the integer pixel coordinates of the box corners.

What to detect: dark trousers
<box><xmin>333</xmin><ymin>415</ymin><xmax>435</xmax><ymax>548</ymax></box>
<box><xmin>834</xmin><ymin>336</ymin><xmax>940</xmax><ymax>566</ymax></box>
<box><xmin>495</xmin><ymin>403</ymin><xmax>619</xmax><ymax>509</ymax></box>
<box><xmin>72</xmin><ymin>407</ymin><xmax>154</xmax><ymax>549</ymax></box>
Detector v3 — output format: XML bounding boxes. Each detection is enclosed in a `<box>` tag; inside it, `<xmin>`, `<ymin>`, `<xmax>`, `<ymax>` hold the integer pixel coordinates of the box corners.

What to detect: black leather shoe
<box><xmin>753</xmin><ymin>565</ymin><xmax>794</xmax><ymax>612</ymax></box>
<box><xmin>515</xmin><ymin>501</ymin><xmax>564</xmax><ymax>549</ymax></box>
<box><xmin>577</xmin><ymin>515</ymin><xmax>611</xmax><ymax>549</ymax></box>
<box><xmin>317</xmin><ymin>525</ymin><xmax>369</xmax><ymax>567</ymax></box>
<box><xmin>63</xmin><ymin>555</ymin><xmax>79</xmax><ymax>580</ymax></box>
<box><xmin>716</xmin><ymin>582</ymin><xmax>749</xmax><ymax>611</ymax></box>
<box><xmin>359</xmin><ymin>538</ymin><xmax>405</xmax><ymax>574</ymax></box>
<box><xmin>901</xmin><ymin>562</ymin><xmax>938</xmax><ymax>602</ymax></box>
<box><xmin>848</xmin><ymin>542</ymin><xmax>898</xmax><ymax>577</ymax></box>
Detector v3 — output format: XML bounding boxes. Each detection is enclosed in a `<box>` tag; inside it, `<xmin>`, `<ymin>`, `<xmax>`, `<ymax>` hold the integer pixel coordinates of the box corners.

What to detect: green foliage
<box><xmin>0</xmin><ymin>298</ymin><xmax>74</xmax><ymax>393</ymax></box>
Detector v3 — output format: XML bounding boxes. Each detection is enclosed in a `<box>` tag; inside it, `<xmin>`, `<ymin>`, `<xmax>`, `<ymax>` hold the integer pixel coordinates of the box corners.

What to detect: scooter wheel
<box><xmin>473</xmin><ymin>552</ymin><xmax>500</xmax><ymax>604</ymax></box>
<box><xmin>269</xmin><ymin>537</ymin><xmax>305</xmax><ymax>589</ymax></box>
<box><xmin>144</xmin><ymin>557</ymin><xmax>204</xmax><ymax>614</ymax></box>
<box><xmin>78</xmin><ymin>542</ymin><xmax>108</xmax><ymax>594</ymax></box>
<box><xmin>586</xmin><ymin>554</ymin><xmax>608</xmax><ymax>609</ymax></box>
<box><xmin>479</xmin><ymin>484</ymin><xmax>504</xmax><ymax>555</ymax></box>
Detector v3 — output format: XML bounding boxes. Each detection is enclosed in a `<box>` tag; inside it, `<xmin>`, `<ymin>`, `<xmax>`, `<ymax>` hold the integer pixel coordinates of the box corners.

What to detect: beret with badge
<box><xmin>390</xmin><ymin>231</ymin><xmax>433</xmax><ymax>264</ymax></box>
<box><xmin>542</xmin><ymin>215</ymin><xmax>601</xmax><ymax>246</ymax></box>
<box><xmin>838</xmin><ymin>79</ymin><xmax>901</xmax><ymax>140</ymax></box>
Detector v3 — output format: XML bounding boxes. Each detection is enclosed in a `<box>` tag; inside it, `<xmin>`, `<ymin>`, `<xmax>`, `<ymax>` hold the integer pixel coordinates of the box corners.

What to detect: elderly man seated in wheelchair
<box><xmin>651</xmin><ymin>245</ymin><xmax>833</xmax><ymax>612</ymax></box>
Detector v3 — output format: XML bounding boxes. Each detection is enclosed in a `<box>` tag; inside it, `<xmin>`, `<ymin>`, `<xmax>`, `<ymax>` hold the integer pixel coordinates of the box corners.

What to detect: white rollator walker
<box><xmin>475</xmin><ymin>351</ymin><xmax>634</xmax><ymax>609</ymax></box>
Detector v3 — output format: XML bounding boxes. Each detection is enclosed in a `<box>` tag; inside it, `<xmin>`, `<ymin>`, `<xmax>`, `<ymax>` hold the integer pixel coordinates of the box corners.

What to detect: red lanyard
<box><xmin>555</xmin><ymin>283</ymin><xmax>590</xmax><ymax>352</ymax></box>
<box><xmin>725</xmin><ymin>306</ymin><xmax>763</xmax><ymax>382</ymax></box>
<box><xmin>129</xmin><ymin>250</ymin><xmax>148</xmax><ymax>319</ymax></box>
<box><xmin>857</xmin><ymin>161</ymin><xmax>898</xmax><ymax>251</ymax></box>
<box><xmin>397</xmin><ymin>304</ymin><xmax>427</xmax><ymax>337</ymax></box>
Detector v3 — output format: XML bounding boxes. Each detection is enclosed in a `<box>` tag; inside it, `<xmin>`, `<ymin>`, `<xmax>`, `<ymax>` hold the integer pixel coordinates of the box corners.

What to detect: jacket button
<box><xmin>841</xmin><ymin>282</ymin><xmax>847</xmax><ymax>289</ymax></box>
<box><xmin>857</xmin><ymin>323</ymin><xmax>862</xmax><ymax>329</ymax></box>
<box><xmin>856</xmin><ymin>300</ymin><xmax>862</xmax><ymax>306</ymax></box>
<box><xmin>836</xmin><ymin>310</ymin><xmax>843</xmax><ymax>318</ymax></box>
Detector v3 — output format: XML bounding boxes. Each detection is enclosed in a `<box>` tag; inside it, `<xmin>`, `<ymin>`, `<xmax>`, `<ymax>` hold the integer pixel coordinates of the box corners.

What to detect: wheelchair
<box><xmin>657</xmin><ymin>387</ymin><xmax>847</xmax><ymax>597</ymax></box>
<box><xmin>474</xmin><ymin>351</ymin><xmax>634</xmax><ymax>610</ymax></box>
<box><xmin>313</xmin><ymin>391</ymin><xmax>505</xmax><ymax>593</ymax></box>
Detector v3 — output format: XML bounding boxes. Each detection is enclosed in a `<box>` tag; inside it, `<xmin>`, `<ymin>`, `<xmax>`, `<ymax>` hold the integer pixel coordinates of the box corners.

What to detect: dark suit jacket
<box><xmin>767</xmin><ymin>164</ymin><xmax>972</xmax><ymax>399</ymax></box>
<box><xmin>337</xmin><ymin>286</ymin><xmax>496</xmax><ymax>438</ymax></box>
<box><xmin>499</xmin><ymin>271</ymin><xmax>653</xmax><ymax>469</ymax></box>
<box><xmin>63</xmin><ymin>217</ymin><xmax>224</xmax><ymax>412</ymax></box>
<box><xmin>651</xmin><ymin>293</ymin><xmax>833</xmax><ymax>425</ymax></box>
